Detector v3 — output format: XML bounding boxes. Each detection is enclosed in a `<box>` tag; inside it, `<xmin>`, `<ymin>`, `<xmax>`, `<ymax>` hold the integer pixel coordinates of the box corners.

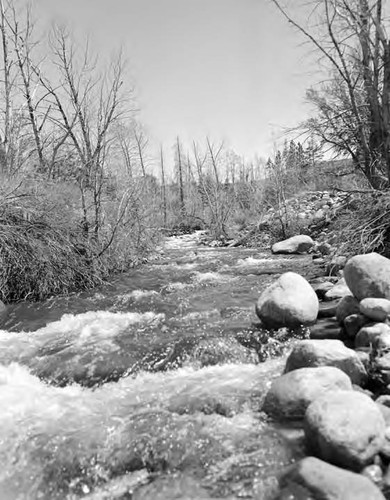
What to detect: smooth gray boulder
<box><xmin>360</xmin><ymin>297</ymin><xmax>390</xmax><ymax>322</ymax></box>
<box><xmin>255</xmin><ymin>272</ymin><xmax>319</xmax><ymax>329</ymax></box>
<box><xmin>278</xmin><ymin>456</ymin><xmax>385</xmax><ymax>500</ymax></box>
<box><xmin>355</xmin><ymin>322</ymin><xmax>390</xmax><ymax>348</ymax></box>
<box><xmin>271</xmin><ymin>235</ymin><xmax>314</xmax><ymax>254</ymax></box>
<box><xmin>336</xmin><ymin>296</ymin><xmax>360</xmax><ymax>324</ymax></box>
<box><xmin>285</xmin><ymin>339</ymin><xmax>367</xmax><ymax>385</ymax></box>
<box><xmin>344</xmin><ymin>252</ymin><xmax>390</xmax><ymax>301</ymax></box>
<box><xmin>262</xmin><ymin>366</ymin><xmax>352</xmax><ymax>420</ymax></box>
<box><xmin>324</xmin><ymin>277</ymin><xmax>353</xmax><ymax>301</ymax></box>
<box><xmin>304</xmin><ymin>390</ymin><xmax>385</xmax><ymax>471</ymax></box>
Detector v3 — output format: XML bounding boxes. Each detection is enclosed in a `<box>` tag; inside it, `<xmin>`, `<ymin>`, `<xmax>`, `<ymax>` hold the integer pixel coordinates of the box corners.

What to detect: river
<box><xmin>0</xmin><ymin>232</ymin><xmax>324</xmax><ymax>500</ymax></box>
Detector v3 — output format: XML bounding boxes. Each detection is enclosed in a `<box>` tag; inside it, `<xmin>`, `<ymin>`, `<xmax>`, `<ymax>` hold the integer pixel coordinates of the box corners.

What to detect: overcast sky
<box><xmin>33</xmin><ymin>0</ymin><xmax>319</xmax><ymax>162</ymax></box>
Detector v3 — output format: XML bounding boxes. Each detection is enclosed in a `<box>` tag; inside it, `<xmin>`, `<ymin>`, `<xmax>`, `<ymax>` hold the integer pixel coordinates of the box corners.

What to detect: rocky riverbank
<box><xmin>256</xmin><ymin>241</ymin><xmax>390</xmax><ymax>498</ymax></box>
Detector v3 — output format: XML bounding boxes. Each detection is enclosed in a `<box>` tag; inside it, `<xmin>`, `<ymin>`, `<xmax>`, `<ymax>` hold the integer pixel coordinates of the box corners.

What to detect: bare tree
<box><xmin>272</xmin><ymin>0</ymin><xmax>390</xmax><ymax>188</ymax></box>
<box><xmin>160</xmin><ymin>144</ymin><xmax>167</xmax><ymax>227</ymax></box>
<box><xmin>192</xmin><ymin>139</ymin><xmax>233</xmax><ymax>238</ymax></box>
<box><xmin>0</xmin><ymin>0</ymin><xmax>11</xmax><ymax>171</ymax></box>
<box><xmin>176</xmin><ymin>136</ymin><xmax>185</xmax><ymax>212</ymax></box>
<box><xmin>134</xmin><ymin>126</ymin><xmax>148</xmax><ymax>177</ymax></box>
<box><xmin>33</xmin><ymin>25</ymin><xmax>125</xmax><ymax>240</ymax></box>
<box><xmin>8</xmin><ymin>3</ymin><xmax>47</xmax><ymax>172</ymax></box>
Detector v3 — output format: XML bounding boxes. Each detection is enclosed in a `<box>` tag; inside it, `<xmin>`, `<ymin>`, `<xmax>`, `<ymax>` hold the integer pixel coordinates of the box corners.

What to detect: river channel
<box><xmin>0</xmin><ymin>232</ymin><xmax>324</xmax><ymax>499</ymax></box>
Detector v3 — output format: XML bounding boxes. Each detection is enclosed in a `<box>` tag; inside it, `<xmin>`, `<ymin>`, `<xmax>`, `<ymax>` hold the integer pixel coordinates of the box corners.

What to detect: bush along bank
<box><xmin>256</xmin><ymin>250</ymin><xmax>390</xmax><ymax>499</ymax></box>
<box><xmin>0</xmin><ymin>177</ymin><xmax>160</xmax><ymax>304</ymax></box>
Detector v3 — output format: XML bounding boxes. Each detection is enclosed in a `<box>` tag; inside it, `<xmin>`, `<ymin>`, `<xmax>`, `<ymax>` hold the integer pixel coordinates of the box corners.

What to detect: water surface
<box><xmin>0</xmin><ymin>232</ymin><xmax>322</xmax><ymax>499</ymax></box>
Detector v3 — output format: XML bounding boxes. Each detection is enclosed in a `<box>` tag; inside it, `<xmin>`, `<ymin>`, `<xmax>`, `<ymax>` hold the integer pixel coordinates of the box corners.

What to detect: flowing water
<box><xmin>0</xmin><ymin>232</ymin><xmax>324</xmax><ymax>500</ymax></box>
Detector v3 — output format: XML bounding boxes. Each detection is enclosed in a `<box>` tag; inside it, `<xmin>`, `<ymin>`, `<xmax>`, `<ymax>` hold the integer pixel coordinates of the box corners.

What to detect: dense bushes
<box><xmin>0</xmin><ymin>175</ymin><xmax>160</xmax><ymax>302</ymax></box>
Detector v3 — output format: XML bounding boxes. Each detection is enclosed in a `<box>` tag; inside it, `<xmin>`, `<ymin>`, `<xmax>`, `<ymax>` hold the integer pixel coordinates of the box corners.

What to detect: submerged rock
<box><xmin>336</xmin><ymin>296</ymin><xmax>360</xmax><ymax>325</ymax></box>
<box><xmin>344</xmin><ymin>252</ymin><xmax>390</xmax><ymax>301</ymax></box>
<box><xmin>255</xmin><ymin>272</ymin><xmax>319</xmax><ymax>329</ymax></box>
<box><xmin>271</xmin><ymin>235</ymin><xmax>314</xmax><ymax>255</ymax></box>
<box><xmin>304</xmin><ymin>390</ymin><xmax>385</xmax><ymax>471</ymax></box>
<box><xmin>344</xmin><ymin>313</ymin><xmax>370</xmax><ymax>339</ymax></box>
<box><xmin>262</xmin><ymin>366</ymin><xmax>352</xmax><ymax>420</ymax></box>
<box><xmin>278</xmin><ymin>456</ymin><xmax>386</xmax><ymax>500</ymax></box>
<box><xmin>285</xmin><ymin>339</ymin><xmax>367</xmax><ymax>386</ymax></box>
<box><xmin>309</xmin><ymin>318</ymin><xmax>341</xmax><ymax>340</ymax></box>
<box><xmin>318</xmin><ymin>300</ymin><xmax>338</xmax><ymax>319</ymax></box>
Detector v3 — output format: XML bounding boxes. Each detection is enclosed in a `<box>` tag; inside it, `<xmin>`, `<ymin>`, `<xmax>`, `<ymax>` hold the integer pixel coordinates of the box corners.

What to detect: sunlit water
<box><xmin>0</xmin><ymin>232</ymin><xmax>324</xmax><ymax>499</ymax></box>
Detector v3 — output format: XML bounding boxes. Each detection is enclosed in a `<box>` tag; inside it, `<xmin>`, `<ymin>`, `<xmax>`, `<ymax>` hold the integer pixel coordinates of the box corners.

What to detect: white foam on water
<box><xmin>236</xmin><ymin>256</ymin><xmax>291</xmax><ymax>267</ymax></box>
<box><xmin>175</xmin><ymin>262</ymin><xmax>198</xmax><ymax>270</ymax></box>
<box><xmin>0</xmin><ymin>310</ymin><xmax>165</xmax><ymax>361</ymax></box>
<box><xmin>192</xmin><ymin>271</ymin><xmax>233</xmax><ymax>283</ymax></box>
<box><xmin>180</xmin><ymin>309</ymin><xmax>220</xmax><ymax>322</ymax></box>
<box><xmin>0</xmin><ymin>358</ymin><xmax>286</xmax><ymax>499</ymax></box>
<box><xmin>115</xmin><ymin>290</ymin><xmax>159</xmax><ymax>303</ymax></box>
<box><xmin>161</xmin><ymin>281</ymin><xmax>190</xmax><ymax>292</ymax></box>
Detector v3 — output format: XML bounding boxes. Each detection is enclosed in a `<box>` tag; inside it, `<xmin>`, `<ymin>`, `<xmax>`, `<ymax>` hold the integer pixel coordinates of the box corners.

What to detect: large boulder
<box><xmin>263</xmin><ymin>366</ymin><xmax>352</xmax><ymax>420</ymax></box>
<box><xmin>360</xmin><ymin>297</ymin><xmax>390</xmax><ymax>322</ymax></box>
<box><xmin>255</xmin><ymin>272</ymin><xmax>319</xmax><ymax>329</ymax></box>
<box><xmin>271</xmin><ymin>235</ymin><xmax>314</xmax><ymax>254</ymax></box>
<box><xmin>304</xmin><ymin>390</ymin><xmax>385</xmax><ymax>471</ymax></box>
<box><xmin>344</xmin><ymin>252</ymin><xmax>390</xmax><ymax>301</ymax></box>
<box><xmin>285</xmin><ymin>339</ymin><xmax>367</xmax><ymax>386</ymax></box>
<box><xmin>278</xmin><ymin>456</ymin><xmax>385</xmax><ymax>500</ymax></box>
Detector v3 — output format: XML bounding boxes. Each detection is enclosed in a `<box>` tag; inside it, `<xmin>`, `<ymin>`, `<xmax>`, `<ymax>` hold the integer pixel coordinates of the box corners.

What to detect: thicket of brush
<box><xmin>331</xmin><ymin>190</ymin><xmax>390</xmax><ymax>258</ymax></box>
<box><xmin>0</xmin><ymin>175</ymin><xmax>161</xmax><ymax>303</ymax></box>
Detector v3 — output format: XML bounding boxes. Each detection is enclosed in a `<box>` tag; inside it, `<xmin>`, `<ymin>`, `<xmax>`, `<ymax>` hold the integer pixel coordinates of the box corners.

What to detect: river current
<box><xmin>0</xmin><ymin>232</ymin><xmax>324</xmax><ymax>500</ymax></box>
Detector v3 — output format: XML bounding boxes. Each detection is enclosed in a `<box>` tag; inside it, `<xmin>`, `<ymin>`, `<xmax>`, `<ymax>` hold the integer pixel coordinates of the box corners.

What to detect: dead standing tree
<box><xmin>8</xmin><ymin>3</ymin><xmax>47</xmax><ymax>172</ymax></box>
<box><xmin>193</xmin><ymin>138</ymin><xmax>233</xmax><ymax>238</ymax></box>
<box><xmin>271</xmin><ymin>0</ymin><xmax>390</xmax><ymax>188</ymax></box>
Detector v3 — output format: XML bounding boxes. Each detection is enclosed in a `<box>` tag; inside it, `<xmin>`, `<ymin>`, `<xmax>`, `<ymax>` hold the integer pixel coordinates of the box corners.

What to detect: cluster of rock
<box><xmin>259</xmin><ymin>190</ymin><xmax>349</xmax><ymax>233</ymax></box>
<box><xmin>256</xmin><ymin>251</ymin><xmax>390</xmax><ymax>499</ymax></box>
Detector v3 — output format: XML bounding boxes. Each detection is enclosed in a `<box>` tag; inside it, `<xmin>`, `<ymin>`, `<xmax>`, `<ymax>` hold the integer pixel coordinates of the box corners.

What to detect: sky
<box><xmin>32</xmin><ymin>0</ymin><xmax>320</xmax><ymax>163</ymax></box>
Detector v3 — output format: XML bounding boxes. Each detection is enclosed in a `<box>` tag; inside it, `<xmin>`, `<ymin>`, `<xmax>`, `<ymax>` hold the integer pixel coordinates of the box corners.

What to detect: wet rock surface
<box><xmin>263</xmin><ymin>366</ymin><xmax>352</xmax><ymax>420</ymax></box>
<box><xmin>304</xmin><ymin>390</ymin><xmax>385</xmax><ymax>470</ymax></box>
<box><xmin>256</xmin><ymin>272</ymin><xmax>319</xmax><ymax>329</ymax></box>
<box><xmin>285</xmin><ymin>339</ymin><xmax>368</xmax><ymax>386</ymax></box>
<box><xmin>278</xmin><ymin>456</ymin><xmax>386</xmax><ymax>500</ymax></box>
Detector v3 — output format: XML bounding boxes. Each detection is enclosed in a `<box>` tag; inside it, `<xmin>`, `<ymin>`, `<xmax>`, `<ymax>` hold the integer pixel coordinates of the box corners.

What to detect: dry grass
<box><xmin>0</xmin><ymin>191</ymin><xmax>103</xmax><ymax>302</ymax></box>
<box><xmin>331</xmin><ymin>190</ymin><xmax>390</xmax><ymax>257</ymax></box>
